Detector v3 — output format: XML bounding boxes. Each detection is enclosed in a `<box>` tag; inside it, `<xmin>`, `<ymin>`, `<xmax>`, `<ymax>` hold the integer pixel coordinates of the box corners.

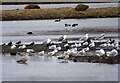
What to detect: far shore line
<box><xmin>1</xmin><ymin>1</ymin><xmax>119</xmax><ymax>5</ymax></box>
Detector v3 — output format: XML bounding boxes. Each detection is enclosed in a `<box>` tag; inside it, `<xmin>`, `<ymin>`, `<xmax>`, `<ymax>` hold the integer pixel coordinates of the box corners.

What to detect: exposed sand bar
<box><xmin>1</xmin><ymin>7</ymin><xmax>120</xmax><ymax>21</ymax></box>
<box><xmin>1</xmin><ymin>0</ymin><xmax>119</xmax><ymax>5</ymax></box>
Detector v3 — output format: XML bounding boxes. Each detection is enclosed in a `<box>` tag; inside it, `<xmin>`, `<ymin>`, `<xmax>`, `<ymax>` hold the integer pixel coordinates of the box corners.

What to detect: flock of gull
<box><xmin>2</xmin><ymin>33</ymin><xmax>120</xmax><ymax>64</ymax></box>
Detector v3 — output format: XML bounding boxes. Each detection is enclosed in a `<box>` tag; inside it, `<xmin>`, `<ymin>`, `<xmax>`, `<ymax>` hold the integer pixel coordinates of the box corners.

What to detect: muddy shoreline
<box><xmin>1</xmin><ymin>7</ymin><xmax>120</xmax><ymax>21</ymax></box>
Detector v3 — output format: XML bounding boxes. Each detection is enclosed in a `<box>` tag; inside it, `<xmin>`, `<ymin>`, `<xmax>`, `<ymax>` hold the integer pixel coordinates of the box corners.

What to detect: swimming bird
<box><xmin>16</xmin><ymin>52</ymin><xmax>29</xmax><ymax>64</ymax></box>
<box><xmin>29</xmin><ymin>42</ymin><xmax>35</xmax><ymax>46</ymax></box>
<box><xmin>38</xmin><ymin>51</ymin><xmax>45</xmax><ymax>56</ymax></box>
<box><xmin>95</xmin><ymin>33</ymin><xmax>105</xmax><ymax>40</ymax></box>
<box><xmin>27</xmin><ymin>32</ymin><xmax>33</xmax><ymax>35</ymax></box>
<box><xmin>2</xmin><ymin>43</ymin><xmax>6</xmax><ymax>46</ymax></box>
<box><xmin>10</xmin><ymin>45</ymin><xmax>17</xmax><ymax>49</ymax></box>
<box><xmin>89</xmin><ymin>40</ymin><xmax>95</xmax><ymax>48</ymax></box>
<box><xmin>78</xmin><ymin>47</ymin><xmax>90</xmax><ymax>56</ymax></box>
<box><xmin>48</xmin><ymin>49</ymin><xmax>58</xmax><ymax>56</ymax></box>
<box><xmin>49</xmin><ymin>45</ymin><xmax>57</xmax><ymax>50</ymax></box>
<box><xmin>71</xmin><ymin>43</ymin><xmax>81</xmax><ymax>48</ymax></box>
<box><xmin>64</xmin><ymin>54</ymin><xmax>69</xmax><ymax>60</ymax></box>
<box><xmin>16</xmin><ymin>41</ymin><xmax>21</xmax><ymax>45</ymax></box>
<box><xmin>64</xmin><ymin>43</ymin><xmax>70</xmax><ymax>50</ymax></box>
<box><xmin>43</xmin><ymin>39</ymin><xmax>52</xmax><ymax>45</ymax></box>
<box><xmin>7</xmin><ymin>41</ymin><xmax>12</xmax><ymax>46</ymax></box>
<box><xmin>26</xmin><ymin>49</ymin><xmax>34</xmax><ymax>53</ymax></box>
<box><xmin>18</xmin><ymin>44</ymin><xmax>26</xmax><ymax>49</ymax></box>
<box><xmin>72</xmin><ymin>24</ymin><xmax>78</xmax><ymax>27</ymax></box>
<box><xmin>55</xmin><ymin>19</ymin><xmax>61</xmax><ymax>22</ymax></box>
<box><xmin>108</xmin><ymin>39</ymin><xmax>115</xmax><ymax>44</ymax></box>
<box><xmin>58</xmin><ymin>35</ymin><xmax>67</xmax><ymax>41</ymax></box>
<box><xmin>65</xmin><ymin>48</ymin><xmax>78</xmax><ymax>56</ymax></box>
<box><xmin>96</xmin><ymin>49</ymin><xmax>105</xmax><ymax>57</ymax></box>
<box><xmin>82</xmin><ymin>41</ymin><xmax>89</xmax><ymax>46</ymax></box>
<box><xmin>56</xmin><ymin>46</ymin><xmax>62</xmax><ymax>51</ymax></box>
<box><xmin>100</xmin><ymin>43</ymin><xmax>108</xmax><ymax>47</ymax></box>
<box><xmin>79</xmin><ymin>34</ymin><xmax>89</xmax><ymax>42</ymax></box>
<box><xmin>58</xmin><ymin>54</ymin><xmax>69</xmax><ymax>63</ymax></box>
<box><xmin>106</xmin><ymin>49</ymin><xmax>118</xmax><ymax>57</ymax></box>
<box><xmin>65</xmin><ymin>24</ymin><xmax>71</xmax><ymax>27</ymax></box>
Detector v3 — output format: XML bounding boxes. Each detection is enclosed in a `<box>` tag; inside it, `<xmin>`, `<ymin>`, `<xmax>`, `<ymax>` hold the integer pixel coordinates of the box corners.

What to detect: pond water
<box><xmin>2</xmin><ymin>53</ymin><xmax>118</xmax><ymax>81</ymax></box>
<box><xmin>1</xmin><ymin>18</ymin><xmax>118</xmax><ymax>44</ymax></box>
<box><xmin>1</xmin><ymin>3</ymin><xmax>118</xmax><ymax>10</ymax></box>
<box><xmin>1</xmin><ymin>13</ymin><xmax>119</xmax><ymax>81</ymax></box>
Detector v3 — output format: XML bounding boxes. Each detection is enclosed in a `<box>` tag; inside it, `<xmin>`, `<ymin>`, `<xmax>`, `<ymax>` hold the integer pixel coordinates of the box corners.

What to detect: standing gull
<box><xmin>58</xmin><ymin>35</ymin><xmax>67</xmax><ymax>41</ymax></box>
<box><xmin>95</xmin><ymin>33</ymin><xmax>105</xmax><ymax>40</ymax></box>
<box><xmin>106</xmin><ymin>49</ymin><xmax>118</xmax><ymax>57</ymax></box>
<box><xmin>16</xmin><ymin>52</ymin><xmax>29</xmax><ymax>64</ymax></box>
<box><xmin>96</xmin><ymin>49</ymin><xmax>105</xmax><ymax>57</ymax></box>
<box><xmin>7</xmin><ymin>41</ymin><xmax>12</xmax><ymax>46</ymax></box>
<box><xmin>79</xmin><ymin>34</ymin><xmax>89</xmax><ymax>42</ymax></box>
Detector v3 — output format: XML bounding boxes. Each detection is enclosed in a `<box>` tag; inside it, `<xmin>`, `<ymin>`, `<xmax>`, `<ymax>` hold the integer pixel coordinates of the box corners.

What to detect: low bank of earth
<box><xmin>1</xmin><ymin>7</ymin><xmax>120</xmax><ymax>21</ymax></box>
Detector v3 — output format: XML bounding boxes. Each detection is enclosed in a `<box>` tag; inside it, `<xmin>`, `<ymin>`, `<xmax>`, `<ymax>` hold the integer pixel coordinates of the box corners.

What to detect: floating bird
<box><xmin>71</xmin><ymin>43</ymin><xmax>81</xmax><ymax>48</ymax></box>
<box><xmin>16</xmin><ymin>41</ymin><xmax>21</xmax><ymax>45</ymax></box>
<box><xmin>64</xmin><ymin>54</ymin><xmax>69</xmax><ymax>60</ymax></box>
<box><xmin>55</xmin><ymin>19</ymin><xmax>61</xmax><ymax>22</ymax></box>
<box><xmin>107</xmin><ymin>39</ymin><xmax>115</xmax><ymax>44</ymax></box>
<box><xmin>65</xmin><ymin>48</ymin><xmax>78</xmax><ymax>56</ymax></box>
<box><xmin>48</xmin><ymin>49</ymin><xmax>58</xmax><ymax>56</ymax></box>
<box><xmin>96</xmin><ymin>49</ymin><xmax>105</xmax><ymax>57</ymax></box>
<box><xmin>59</xmin><ymin>55</ymin><xmax>69</xmax><ymax>63</ymax></box>
<box><xmin>89</xmin><ymin>40</ymin><xmax>95</xmax><ymax>47</ymax></box>
<box><xmin>106</xmin><ymin>49</ymin><xmax>118</xmax><ymax>57</ymax></box>
<box><xmin>49</xmin><ymin>45</ymin><xmax>57</xmax><ymax>50</ymax></box>
<box><xmin>26</xmin><ymin>49</ymin><xmax>34</xmax><ymax>53</ymax></box>
<box><xmin>43</xmin><ymin>39</ymin><xmax>52</xmax><ymax>45</ymax></box>
<box><xmin>78</xmin><ymin>47</ymin><xmax>90</xmax><ymax>56</ymax></box>
<box><xmin>2</xmin><ymin>43</ymin><xmax>6</xmax><ymax>46</ymax></box>
<box><xmin>59</xmin><ymin>60</ymin><xmax>68</xmax><ymax>63</ymax></box>
<box><xmin>27</xmin><ymin>32</ymin><xmax>33</xmax><ymax>35</ymax></box>
<box><xmin>56</xmin><ymin>46</ymin><xmax>62</xmax><ymax>51</ymax></box>
<box><xmin>95</xmin><ymin>33</ymin><xmax>105</xmax><ymax>40</ymax></box>
<box><xmin>58</xmin><ymin>35</ymin><xmax>67</xmax><ymax>41</ymax></box>
<box><xmin>16</xmin><ymin>52</ymin><xmax>29</xmax><ymax>64</ymax></box>
<box><xmin>38</xmin><ymin>51</ymin><xmax>45</xmax><ymax>56</ymax></box>
<box><xmin>7</xmin><ymin>41</ymin><xmax>12</xmax><ymax>46</ymax></box>
<box><xmin>79</xmin><ymin>34</ymin><xmax>89</xmax><ymax>42</ymax></box>
<box><xmin>83</xmin><ymin>47</ymin><xmax>90</xmax><ymax>52</ymax></box>
<box><xmin>65</xmin><ymin>24</ymin><xmax>71</xmax><ymax>27</ymax></box>
<box><xmin>10</xmin><ymin>45</ymin><xmax>17</xmax><ymax>49</ymax></box>
<box><xmin>82</xmin><ymin>41</ymin><xmax>89</xmax><ymax>46</ymax></box>
<box><xmin>72</xmin><ymin>24</ymin><xmax>78</xmax><ymax>27</ymax></box>
<box><xmin>64</xmin><ymin>43</ymin><xmax>70</xmax><ymax>49</ymax></box>
<box><xmin>29</xmin><ymin>42</ymin><xmax>35</xmax><ymax>46</ymax></box>
<box><xmin>18</xmin><ymin>44</ymin><xmax>26</xmax><ymax>49</ymax></box>
<box><xmin>57</xmin><ymin>54</ymin><xmax>66</xmax><ymax>59</ymax></box>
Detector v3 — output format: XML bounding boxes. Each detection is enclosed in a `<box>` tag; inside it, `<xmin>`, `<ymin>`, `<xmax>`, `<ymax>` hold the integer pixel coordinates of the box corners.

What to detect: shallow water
<box><xmin>2</xmin><ymin>53</ymin><xmax>118</xmax><ymax>81</ymax></box>
<box><xmin>1</xmin><ymin>18</ymin><xmax>118</xmax><ymax>44</ymax></box>
<box><xmin>1</xmin><ymin>17</ymin><xmax>119</xmax><ymax>81</ymax></box>
<box><xmin>1</xmin><ymin>3</ymin><xmax>118</xmax><ymax>10</ymax></box>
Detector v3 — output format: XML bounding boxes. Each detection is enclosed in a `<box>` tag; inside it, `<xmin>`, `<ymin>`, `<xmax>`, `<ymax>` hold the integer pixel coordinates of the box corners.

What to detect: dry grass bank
<box><xmin>1</xmin><ymin>7</ymin><xmax>120</xmax><ymax>21</ymax></box>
